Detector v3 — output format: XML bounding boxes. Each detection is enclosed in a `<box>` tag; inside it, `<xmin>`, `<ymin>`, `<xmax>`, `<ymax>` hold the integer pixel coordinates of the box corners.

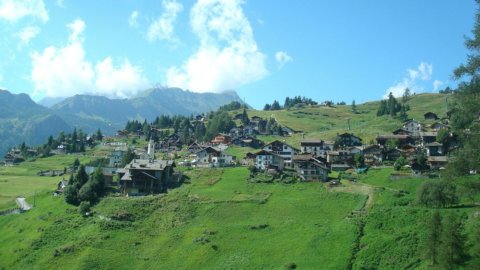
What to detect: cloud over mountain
<box><xmin>30</xmin><ymin>19</ymin><xmax>149</xmax><ymax>99</ymax></box>
<box><xmin>166</xmin><ymin>0</ymin><xmax>267</xmax><ymax>93</ymax></box>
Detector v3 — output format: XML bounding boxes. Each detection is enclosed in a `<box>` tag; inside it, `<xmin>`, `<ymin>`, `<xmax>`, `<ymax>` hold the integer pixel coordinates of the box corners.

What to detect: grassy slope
<box><xmin>247</xmin><ymin>93</ymin><xmax>450</xmax><ymax>147</ymax></box>
<box><xmin>1</xmin><ymin>93</ymin><xmax>478</xmax><ymax>269</ymax></box>
<box><xmin>0</xmin><ymin>167</ymin><xmax>365</xmax><ymax>269</ymax></box>
<box><xmin>0</xmin><ymin>154</ymin><xmax>95</xmax><ymax>211</ymax></box>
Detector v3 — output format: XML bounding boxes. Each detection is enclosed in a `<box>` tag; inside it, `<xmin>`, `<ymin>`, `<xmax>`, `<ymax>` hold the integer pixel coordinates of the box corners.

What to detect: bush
<box><xmin>78</xmin><ymin>201</ymin><xmax>91</xmax><ymax>215</ymax></box>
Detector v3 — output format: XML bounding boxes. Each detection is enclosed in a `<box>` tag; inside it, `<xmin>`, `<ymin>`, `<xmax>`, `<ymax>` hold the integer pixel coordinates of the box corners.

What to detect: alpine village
<box><xmin>1</xmin><ymin>2</ymin><xmax>480</xmax><ymax>270</ymax></box>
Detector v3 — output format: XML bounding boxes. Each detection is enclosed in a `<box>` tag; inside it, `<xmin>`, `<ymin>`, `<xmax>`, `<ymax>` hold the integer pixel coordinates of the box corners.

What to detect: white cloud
<box><xmin>31</xmin><ymin>19</ymin><xmax>149</xmax><ymax>98</ymax></box>
<box><xmin>147</xmin><ymin>0</ymin><xmax>183</xmax><ymax>42</ymax></box>
<box><xmin>384</xmin><ymin>62</ymin><xmax>433</xmax><ymax>98</ymax></box>
<box><xmin>433</xmin><ymin>80</ymin><xmax>444</xmax><ymax>91</ymax></box>
<box><xmin>16</xmin><ymin>26</ymin><xmax>40</xmax><ymax>45</ymax></box>
<box><xmin>56</xmin><ymin>0</ymin><xmax>65</xmax><ymax>8</ymax></box>
<box><xmin>275</xmin><ymin>51</ymin><xmax>292</xmax><ymax>69</ymax></box>
<box><xmin>67</xmin><ymin>19</ymin><xmax>85</xmax><ymax>43</ymax></box>
<box><xmin>0</xmin><ymin>0</ymin><xmax>48</xmax><ymax>22</ymax></box>
<box><xmin>95</xmin><ymin>57</ymin><xmax>148</xmax><ymax>98</ymax></box>
<box><xmin>166</xmin><ymin>0</ymin><xmax>267</xmax><ymax>93</ymax></box>
<box><xmin>128</xmin><ymin>10</ymin><xmax>139</xmax><ymax>28</ymax></box>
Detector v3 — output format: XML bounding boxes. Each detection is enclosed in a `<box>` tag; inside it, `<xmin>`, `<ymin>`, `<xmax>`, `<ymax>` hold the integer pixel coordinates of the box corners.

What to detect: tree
<box><xmin>468</xmin><ymin>223</ymin><xmax>480</xmax><ymax>269</ymax></box>
<box><xmin>447</xmin><ymin>0</ymin><xmax>480</xmax><ymax>176</ymax></box>
<box><xmin>241</xmin><ymin>107</ymin><xmax>249</xmax><ymax>125</ymax></box>
<box><xmin>78</xmin><ymin>182</ymin><xmax>97</xmax><ymax>204</ymax></box>
<box><xmin>387</xmin><ymin>92</ymin><xmax>397</xmax><ymax>117</ymax></box>
<box><xmin>95</xmin><ymin>129</ymin><xmax>103</xmax><ymax>141</ymax></box>
<box><xmin>351</xmin><ymin>100</ymin><xmax>357</xmax><ymax>114</ymax></box>
<box><xmin>416</xmin><ymin>180</ymin><xmax>458</xmax><ymax>208</ymax></box>
<box><xmin>354</xmin><ymin>153</ymin><xmax>364</xmax><ymax>168</ymax></box>
<box><xmin>438</xmin><ymin>212</ymin><xmax>466</xmax><ymax>269</ymax></box>
<box><xmin>263</xmin><ymin>104</ymin><xmax>271</xmax><ymax>111</ymax></box>
<box><xmin>90</xmin><ymin>167</ymin><xmax>105</xmax><ymax>196</ymax></box>
<box><xmin>426</xmin><ymin>211</ymin><xmax>442</xmax><ymax>265</ymax></box>
<box><xmin>121</xmin><ymin>148</ymin><xmax>135</xmax><ymax>167</ymax></box>
<box><xmin>271</xmin><ymin>100</ymin><xmax>281</xmax><ymax>110</ymax></box>
<box><xmin>402</xmin><ymin>88</ymin><xmax>411</xmax><ymax>103</ymax></box>
<box><xmin>394</xmin><ymin>156</ymin><xmax>407</xmax><ymax>170</ymax></box>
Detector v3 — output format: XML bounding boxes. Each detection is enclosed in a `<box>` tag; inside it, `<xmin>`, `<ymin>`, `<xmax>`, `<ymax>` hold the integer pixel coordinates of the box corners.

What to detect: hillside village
<box><xmin>3</xmin><ymin>94</ymin><xmax>457</xmax><ymax>197</ymax></box>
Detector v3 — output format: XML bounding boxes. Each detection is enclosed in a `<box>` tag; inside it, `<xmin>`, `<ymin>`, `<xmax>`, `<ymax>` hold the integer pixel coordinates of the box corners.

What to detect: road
<box><xmin>15</xmin><ymin>197</ymin><xmax>32</xmax><ymax>211</ymax></box>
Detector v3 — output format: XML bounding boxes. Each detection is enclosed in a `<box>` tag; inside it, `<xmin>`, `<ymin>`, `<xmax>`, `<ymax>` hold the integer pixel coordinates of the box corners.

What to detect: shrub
<box><xmin>78</xmin><ymin>201</ymin><xmax>91</xmax><ymax>215</ymax></box>
<box><xmin>416</xmin><ymin>180</ymin><xmax>458</xmax><ymax>208</ymax></box>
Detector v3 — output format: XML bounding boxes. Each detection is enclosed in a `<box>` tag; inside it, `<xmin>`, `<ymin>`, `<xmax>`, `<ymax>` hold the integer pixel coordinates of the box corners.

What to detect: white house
<box><xmin>254</xmin><ymin>150</ymin><xmax>285</xmax><ymax>170</ymax></box>
<box><xmin>262</xmin><ymin>140</ymin><xmax>299</xmax><ymax>166</ymax></box>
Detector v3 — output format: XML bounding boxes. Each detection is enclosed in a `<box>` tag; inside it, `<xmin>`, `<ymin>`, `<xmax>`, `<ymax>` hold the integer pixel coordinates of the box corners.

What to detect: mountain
<box><xmin>51</xmin><ymin>87</ymin><xmax>244</xmax><ymax>133</ymax></box>
<box><xmin>37</xmin><ymin>96</ymin><xmax>66</xmax><ymax>108</ymax></box>
<box><xmin>0</xmin><ymin>89</ymin><xmax>71</xmax><ymax>156</ymax></box>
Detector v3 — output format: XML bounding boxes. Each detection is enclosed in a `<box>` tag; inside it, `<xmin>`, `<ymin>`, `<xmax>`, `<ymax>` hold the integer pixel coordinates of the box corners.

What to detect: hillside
<box><xmin>247</xmin><ymin>93</ymin><xmax>450</xmax><ymax>147</ymax></box>
<box><xmin>51</xmin><ymin>88</ymin><xmax>245</xmax><ymax>133</ymax></box>
<box><xmin>0</xmin><ymin>92</ymin><xmax>479</xmax><ymax>269</ymax></box>
<box><xmin>0</xmin><ymin>88</ymin><xmax>244</xmax><ymax>156</ymax></box>
<box><xmin>0</xmin><ymin>90</ymin><xmax>71</xmax><ymax>157</ymax></box>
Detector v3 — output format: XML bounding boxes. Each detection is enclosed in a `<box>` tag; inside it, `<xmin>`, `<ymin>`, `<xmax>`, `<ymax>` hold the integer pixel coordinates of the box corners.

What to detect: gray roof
<box><xmin>126</xmin><ymin>159</ymin><xmax>175</xmax><ymax>171</ymax></box>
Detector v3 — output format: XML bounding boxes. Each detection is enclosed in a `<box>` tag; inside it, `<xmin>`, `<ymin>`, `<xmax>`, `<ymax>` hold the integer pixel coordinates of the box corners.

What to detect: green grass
<box><xmin>0</xmin><ymin>167</ymin><xmax>365</xmax><ymax>269</ymax></box>
<box><xmin>0</xmin><ymin>154</ymin><xmax>94</xmax><ymax>210</ymax></box>
<box><xmin>244</xmin><ymin>93</ymin><xmax>451</xmax><ymax>144</ymax></box>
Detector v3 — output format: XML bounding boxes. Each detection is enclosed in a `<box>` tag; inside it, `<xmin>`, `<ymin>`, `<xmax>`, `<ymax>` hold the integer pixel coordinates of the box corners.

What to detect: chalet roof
<box><xmin>255</xmin><ymin>149</ymin><xmax>283</xmax><ymax>158</ymax></box>
<box><xmin>324</xmin><ymin>141</ymin><xmax>335</xmax><ymax>145</ymax></box>
<box><xmin>425</xmin><ymin>142</ymin><xmax>443</xmax><ymax>147</ymax></box>
<box><xmin>420</xmin><ymin>131</ymin><xmax>438</xmax><ymax>137</ymax></box>
<box><xmin>300</xmin><ymin>139</ymin><xmax>323</xmax><ymax>146</ymax></box>
<box><xmin>331</xmin><ymin>163</ymin><xmax>351</xmax><ymax>169</ymax></box>
<box><xmin>194</xmin><ymin>146</ymin><xmax>220</xmax><ymax>155</ymax></box>
<box><xmin>126</xmin><ymin>159</ymin><xmax>175</xmax><ymax>171</ymax></box>
<box><xmin>293</xmin><ymin>154</ymin><xmax>315</xmax><ymax>161</ymax></box>
<box><xmin>376</xmin><ymin>134</ymin><xmax>409</xmax><ymax>140</ymax></box>
<box><xmin>392</xmin><ymin>128</ymin><xmax>412</xmax><ymax>135</ymax></box>
<box><xmin>427</xmin><ymin>156</ymin><xmax>448</xmax><ymax>162</ymax></box>
<box><xmin>263</xmin><ymin>140</ymin><xmax>299</xmax><ymax>151</ymax></box>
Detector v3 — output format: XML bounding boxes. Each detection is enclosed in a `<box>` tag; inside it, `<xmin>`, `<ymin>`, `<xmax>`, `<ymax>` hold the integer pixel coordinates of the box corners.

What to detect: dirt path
<box><xmin>15</xmin><ymin>197</ymin><xmax>32</xmax><ymax>210</ymax></box>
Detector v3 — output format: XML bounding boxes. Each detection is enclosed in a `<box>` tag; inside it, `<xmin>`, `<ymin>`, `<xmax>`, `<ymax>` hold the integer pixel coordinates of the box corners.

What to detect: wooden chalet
<box><xmin>118</xmin><ymin>159</ymin><xmax>175</xmax><ymax>195</ymax></box>
<box><xmin>292</xmin><ymin>154</ymin><xmax>330</xmax><ymax>181</ymax></box>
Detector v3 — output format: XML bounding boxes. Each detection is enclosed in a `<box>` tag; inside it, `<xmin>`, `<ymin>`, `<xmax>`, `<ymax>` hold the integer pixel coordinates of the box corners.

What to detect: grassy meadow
<box><xmin>1</xmin><ymin>93</ymin><xmax>478</xmax><ymax>269</ymax></box>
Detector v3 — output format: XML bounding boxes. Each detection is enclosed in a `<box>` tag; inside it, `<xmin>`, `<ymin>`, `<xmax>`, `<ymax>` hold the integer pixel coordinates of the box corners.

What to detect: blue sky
<box><xmin>0</xmin><ymin>0</ymin><xmax>476</xmax><ymax>109</ymax></box>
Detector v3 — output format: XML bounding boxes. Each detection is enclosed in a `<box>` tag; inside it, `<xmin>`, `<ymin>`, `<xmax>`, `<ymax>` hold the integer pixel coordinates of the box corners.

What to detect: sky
<box><xmin>0</xmin><ymin>0</ymin><xmax>476</xmax><ymax>109</ymax></box>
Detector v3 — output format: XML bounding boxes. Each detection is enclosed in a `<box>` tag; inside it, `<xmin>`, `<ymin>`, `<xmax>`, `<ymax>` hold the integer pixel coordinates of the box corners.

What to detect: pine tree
<box><xmin>426</xmin><ymin>211</ymin><xmax>442</xmax><ymax>265</ymax></box>
<box><xmin>241</xmin><ymin>107</ymin><xmax>249</xmax><ymax>125</ymax></box>
<box><xmin>351</xmin><ymin>100</ymin><xmax>357</xmax><ymax>114</ymax></box>
<box><xmin>439</xmin><ymin>212</ymin><xmax>466</xmax><ymax>269</ymax></box>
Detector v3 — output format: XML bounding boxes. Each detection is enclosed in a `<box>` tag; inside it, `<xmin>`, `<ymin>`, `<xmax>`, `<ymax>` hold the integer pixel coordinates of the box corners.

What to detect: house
<box><xmin>420</xmin><ymin>131</ymin><xmax>438</xmax><ymax>145</ymax></box>
<box><xmin>427</xmin><ymin>156</ymin><xmax>448</xmax><ymax>170</ymax></box>
<box><xmin>431</xmin><ymin>122</ymin><xmax>449</xmax><ymax>131</ymax></box>
<box><xmin>384</xmin><ymin>148</ymin><xmax>402</xmax><ymax>161</ymax></box>
<box><xmin>109</xmin><ymin>149</ymin><xmax>125</xmax><ymax>167</ymax></box>
<box><xmin>211</xmin><ymin>134</ymin><xmax>232</xmax><ymax>145</ymax></box>
<box><xmin>57</xmin><ymin>180</ymin><xmax>68</xmax><ymax>192</ymax></box>
<box><xmin>4</xmin><ymin>152</ymin><xmax>24</xmax><ymax>166</ymax></box>
<box><xmin>187</xmin><ymin>142</ymin><xmax>205</xmax><ymax>153</ymax></box>
<box><xmin>330</xmin><ymin>163</ymin><xmax>351</xmax><ymax>172</ymax></box>
<box><xmin>254</xmin><ymin>150</ymin><xmax>285</xmax><ymax>171</ymax></box>
<box><xmin>116</xmin><ymin>130</ymin><xmax>129</xmax><ymax>138</ymax></box>
<box><xmin>300</xmin><ymin>140</ymin><xmax>329</xmax><ymax>158</ymax></box>
<box><xmin>424</xmin><ymin>112</ymin><xmax>439</xmax><ymax>121</ymax></box>
<box><xmin>192</xmin><ymin>147</ymin><xmax>234</xmax><ymax>167</ymax></box>
<box><xmin>262</xmin><ymin>140</ymin><xmax>299</xmax><ymax>166</ymax></box>
<box><xmin>363</xmin><ymin>145</ymin><xmax>383</xmax><ymax>166</ymax></box>
<box><xmin>376</xmin><ymin>134</ymin><xmax>412</xmax><ymax>147</ymax></box>
<box><xmin>241</xmin><ymin>152</ymin><xmax>257</xmax><ymax>166</ymax></box>
<box><xmin>392</xmin><ymin>128</ymin><xmax>412</xmax><ymax>135</ymax></box>
<box><xmin>425</xmin><ymin>142</ymin><xmax>444</xmax><ymax>156</ymax></box>
<box><xmin>292</xmin><ymin>154</ymin><xmax>330</xmax><ymax>181</ymax></box>
<box><xmin>118</xmin><ymin>159</ymin><xmax>175</xmax><ymax>195</ymax></box>
<box><xmin>402</xmin><ymin>120</ymin><xmax>423</xmax><ymax>136</ymax></box>
<box><xmin>335</xmin><ymin>133</ymin><xmax>362</xmax><ymax>147</ymax></box>
<box><xmin>232</xmin><ymin>136</ymin><xmax>264</xmax><ymax>148</ymax></box>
